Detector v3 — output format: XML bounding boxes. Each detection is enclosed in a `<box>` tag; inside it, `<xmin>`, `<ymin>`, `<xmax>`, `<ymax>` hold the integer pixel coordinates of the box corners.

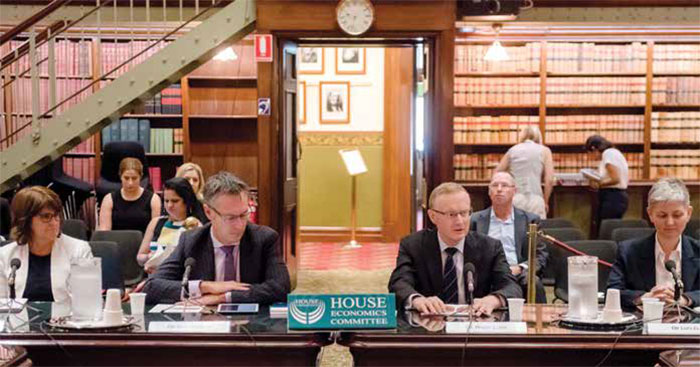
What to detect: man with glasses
<box><xmin>389</xmin><ymin>182</ymin><xmax>520</xmax><ymax>316</ymax></box>
<box><xmin>470</xmin><ymin>172</ymin><xmax>548</xmax><ymax>303</ymax></box>
<box><xmin>145</xmin><ymin>172</ymin><xmax>290</xmax><ymax>305</ymax></box>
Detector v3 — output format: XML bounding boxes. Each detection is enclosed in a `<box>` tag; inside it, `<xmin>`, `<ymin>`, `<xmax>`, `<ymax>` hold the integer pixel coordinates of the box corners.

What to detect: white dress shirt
<box><xmin>488</xmin><ymin>208</ymin><xmax>518</xmax><ymax>266</ymax></box>
<box><xmin>188</xmin><ymin>231</ymin><xmax>240</xmax><ymax>301</ymax></box>
<box><xmin>654</xmin><ymin>234</ymin><xmax>682</xmax><ymax>288</ymax></box>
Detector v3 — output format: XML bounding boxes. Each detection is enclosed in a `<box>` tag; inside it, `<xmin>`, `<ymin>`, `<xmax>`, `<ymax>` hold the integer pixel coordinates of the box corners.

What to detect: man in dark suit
<box><xmin>388</xmin><ymin>182</ymin><xmax>521</xmax><ymax>316</ymax></box>
<box><xmin>608</xmin><ymin>178</ymin><xmax>699</xmax><ymax>310</ymax></box>
<box><xmin>145</xmin><ymin>172</ymin><xmax>290</xmax><ymax>305</ymax></box>
<box><xmin>470</xmin><ymin>172</ymin><xmax>548</xmax><ymax>303</ymax></box>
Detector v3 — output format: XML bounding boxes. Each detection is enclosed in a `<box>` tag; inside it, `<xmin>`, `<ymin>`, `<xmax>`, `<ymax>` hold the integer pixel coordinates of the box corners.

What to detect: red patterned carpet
<box><xmin>299</xmin><ymin>242</ymin><xmax>399</xmax><ymax>271</ymax></box>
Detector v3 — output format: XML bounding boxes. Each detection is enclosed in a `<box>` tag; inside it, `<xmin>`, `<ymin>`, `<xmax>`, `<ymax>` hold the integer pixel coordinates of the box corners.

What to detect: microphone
<box><xmin>664</xmin><ymin>260</ymin><xmax>684</xmax><ymax>301</ymax></box>
<box><xmin>8</xmin><ymin>258</ymin><xmax>21</xmax><ymax>300</ymax></box>
<box><xmin>181</xmin><ymin>257</ymin><xmax>196</xmax><ymax>298</ymax></box>
<box><xmin>464</xmin><ymin>262</ymin><xmax>476</xmax><ymax>305</ymax></box>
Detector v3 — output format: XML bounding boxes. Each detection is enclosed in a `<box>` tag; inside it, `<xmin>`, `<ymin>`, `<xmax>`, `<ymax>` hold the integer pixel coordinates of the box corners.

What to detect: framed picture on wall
<box><xmin>298</xmin><ymin>81</ymin><xmax>306</xmax><ymax>124</ymax></box>
<box><xmin>299</xmin><ymin>48</ymin><xmax>324</xmax><ymax>74</ymax></box>
<box><xmin>319</xmin><ymin>81</ymin><xmax>350</xmax><ymax>124</ymax></box>
<box><xmin>336</xmin><ymin>48</ymin><xmax>366</xmax><ymax>75</ymax></box>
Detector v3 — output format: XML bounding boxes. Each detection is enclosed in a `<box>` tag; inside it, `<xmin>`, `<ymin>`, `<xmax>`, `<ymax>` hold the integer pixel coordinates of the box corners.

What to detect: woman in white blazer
<box><xmin>0</xmin><ymin>186</ymin><xmax>92</xmax><ymax>303</ymax></box>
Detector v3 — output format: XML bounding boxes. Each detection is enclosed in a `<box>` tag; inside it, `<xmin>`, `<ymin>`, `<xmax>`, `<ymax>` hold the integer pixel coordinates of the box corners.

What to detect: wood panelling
<box><xmin>382</xmin><ymin>47</ymin><xmax>413</xmax><ymax>243</ymax></box>
<box><xmin>300</xmin><ymin>226</ymin><xmax>383</xmax><ymax>243</ymax></box>
<box><xmin>188</xmin><ymin>43</ymin><xmax>257</xmax><ymax>78</ymax></box>
<box><xmin>188</xmin><ymin>86</ymin><xmax>256</xmax><ymax>116</ymax></box>
<box><xmin>257</xmin><ymin>0</ymin><xmax>455</xmax><ymax>32</ymax></box>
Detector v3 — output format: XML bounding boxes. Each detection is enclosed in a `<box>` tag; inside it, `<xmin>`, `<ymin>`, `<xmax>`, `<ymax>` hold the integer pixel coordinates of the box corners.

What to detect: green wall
<box><xmin>298</xmin><ymin>135</ymin><xmax>383</xmax><ymax>228</ymax></box>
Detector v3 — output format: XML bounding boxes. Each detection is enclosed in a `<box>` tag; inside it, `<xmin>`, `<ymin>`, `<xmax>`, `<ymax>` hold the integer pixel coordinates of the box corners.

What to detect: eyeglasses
<box><xmin>431</xmin><ymin>209</ymin><xmax>471</xmax><ymax>219</ymax></box>
<box><xmin>488</xmin><ymin>182</ymin><xmax>515</xmax><ymax>189</ymax></box>
<box><xmin>36</xmin><ymin>212</ymin><xmax>60</xmax><ymax>223</ymax></box>
<box><xmin>208</xmin><ymin>205</ymin><xmax>250</xmax><ymax>223</ymax></box>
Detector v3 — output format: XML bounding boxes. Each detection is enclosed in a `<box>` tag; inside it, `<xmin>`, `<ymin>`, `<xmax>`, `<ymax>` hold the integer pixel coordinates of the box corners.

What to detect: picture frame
<box><xmin>298</xmin><ymin>81</ymin><xmax>306</xmax><ymax>124</ymax></box>
<box><xmin>319</xmin><ymin>81</ymin><xmax>350</xmax><ymax>124</ymax></box>
<box><xmin>298</xmin><ymin>48</ymin><xmax>324</xmax><ymax>74</ymax></box>
<box><xmin>336</xmin><ymin>48</ymin><xmax>366</xmax><ymax>75</ymax></box>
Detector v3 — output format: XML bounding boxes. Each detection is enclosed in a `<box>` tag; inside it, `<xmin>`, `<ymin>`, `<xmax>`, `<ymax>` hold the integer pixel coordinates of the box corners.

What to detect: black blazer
<box><xmin>144</xmin><ymin>223</ymin><xmax>291</xmax><ymax>305</ymax></box>
<box><xmin>388</xmin><ymin>229</ymin><xmax>521</xmax><ymax>309</ymax></box>
<box><xmin>607</xmin><ymin>233</ymin><xmax>700</xmax><ymax>309</ymax></box>
<box><xmin>470</xmin><ymin>207</ymin><xmax>547</xmax><ymax>273</ymax></box>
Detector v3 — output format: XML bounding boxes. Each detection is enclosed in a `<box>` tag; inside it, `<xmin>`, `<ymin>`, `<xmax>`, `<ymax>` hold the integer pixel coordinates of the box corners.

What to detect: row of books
<box><xmin>650</xmin><ymin>150</ymin><xmax>700</xmax><ymax>180</ymax></box>
<box><xmin>101</xmin><ymin>118</ymin><xmax>183</xmax><ymax>154</ymax></box>
<box><xmin>546</xmin><ymin>78</ymin><xmax>646</xmax><ymax>105</ymax></box>
<box><xmin>651</xmin><ymin>112</ymin><xmax>700</xmax><ymax>143</ymax></box>
<box><xmin>454</xmin><ymin>43</ymin><xmax>541</xmax><ymax>74</ymax></box>
<box><xmin>652</xmin><ymin>44</ymin><xmax>700</xmax><ymax>74</ymax></box>
<box><xmin>651</xmin><ymin>77</ymin><xmax>700</xmax><ymax>105</ymax></box>
<box><xmin>8</xmin><ymin>39</ymin><xmax>92</xmax><ymax>78</ymax></box>
<box><xmin>149</xmin><ymin>128</ymin><xmax>184</xmax><ymax>155</ymax></box>
<box><xmin>7</xmin><ymin>78</ymin><xmax>93</xmax><ymax>117</ymax></box>
<box><xmin>453</xmin><ymin>116</ymin><xmax>538</xmax><ymax>145</ymax></box>
<box><xmin>99</xmin><ymin>40</ymin><xmax>170</xmax><ymax>79</ymax></box>
<box><xmin>454</xmin><ymin>152</ymin><xmax>645</xmax><ymax>182</ymax></box>
<box><xmin>545</xmin><ymin>115</ymin><xmax>644</xmax><ymax>144</ymax></box>
<box><xmin>129</xmin><ymin>84</ymin><xmax>183</xmax><ymax>115</ymax></box>
<box><xmin>545</xmin><ymin>42</ymin><xmax>646</xmax><ymax>74</ymax></box>
<box><xmin>454</xmin><ymin>78</ymin><xmax>540</xmax><ymax>106</ymax></box>
<box><xmin>63</xmin><ymin>157</ymin><xmax>96</xmax><ymax>185</ymax></box>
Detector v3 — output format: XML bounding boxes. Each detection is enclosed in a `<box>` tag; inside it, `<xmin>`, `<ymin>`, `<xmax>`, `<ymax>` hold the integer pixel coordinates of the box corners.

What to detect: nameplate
<box><xmin>646</xmin><ymin>323</ymin><xmax>700</xmax><ymax>336</ymax></box>
<box><xmin>148</xmin><ymin>321</ymin><xmax>231</xmax><ymax>333</ymax></box>
<box><xmin>287</xmin><ymin>294</ymin><xmax>396</xmax><ymax>330</ymax></box>
<box><xmin>446</xmin><ymin>321</ymin><xmax>527</xmax><ymax>334</ymax></box>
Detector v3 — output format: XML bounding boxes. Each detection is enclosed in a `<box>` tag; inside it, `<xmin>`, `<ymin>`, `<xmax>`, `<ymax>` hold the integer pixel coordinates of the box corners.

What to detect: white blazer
<box><xmin>0</xmin><ymin>234</ymin><xmax>93</xmax><ymax>303</ymax></box>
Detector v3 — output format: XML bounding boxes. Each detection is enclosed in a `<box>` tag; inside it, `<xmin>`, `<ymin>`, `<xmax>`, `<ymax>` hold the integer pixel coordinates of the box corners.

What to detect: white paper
<box><xmin>149</xmin><ymin>304</ymin><xmax>205</xmax><ymax>314</ymax></box>
<box><xmin>339</xmin><ymin>149</ymin><xmax>368</xmax><ymax>176</ymax></box>
<box><xmin>580</xmin><ymin>168</ymin><xmax>602</xmax><ymax>182</ymax></box>
<box><xmin>646</xmin><ymin>323</ymin><xmax>700</xmax><ymax>336</ymax></box>
<box><xmin>144</xmin><ymin>243</ymin><xmax>177</xmax><ymax>273</ymax></box>
<box><xmin>445</xmin><ymin>321</ymin><xmax>527</xmax><ymax>334</ymax></box>
<box><xmin>148</xmin><ymin>321</ymin><xmax>231</xmax><ymax>333</ymax></box>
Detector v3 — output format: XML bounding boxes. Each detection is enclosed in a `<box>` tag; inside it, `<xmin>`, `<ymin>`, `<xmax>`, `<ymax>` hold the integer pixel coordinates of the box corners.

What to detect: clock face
<box><xmin>336</xmin><ymin>0</ymin><xmax>374</xmax><ymax>36</ymax></box>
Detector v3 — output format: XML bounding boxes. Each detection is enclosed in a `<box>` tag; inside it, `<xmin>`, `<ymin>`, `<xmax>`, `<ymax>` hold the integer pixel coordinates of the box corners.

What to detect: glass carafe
<box><xmin>567</xmin><ymin>256</ymin><xmax>598</xmax><ymax>320</ymax></box>
<box><xmin>69</xmin><ymin>257</ymin><xmax>103</xmax><ymax>320</ymax></box>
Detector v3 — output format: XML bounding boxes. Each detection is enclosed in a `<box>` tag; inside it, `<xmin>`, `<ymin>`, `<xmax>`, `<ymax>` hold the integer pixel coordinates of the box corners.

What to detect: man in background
<box><xmin>470</xmin><ymin>172</ymin><xmax>548</xmax><ymax>303</ymax></box>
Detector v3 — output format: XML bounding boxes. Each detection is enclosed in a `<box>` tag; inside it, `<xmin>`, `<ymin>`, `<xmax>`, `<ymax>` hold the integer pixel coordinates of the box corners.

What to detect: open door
<box><xmin>278</xmin><ymin>40</ymin><xmax>299</xmax><ymax>286</ymax></box>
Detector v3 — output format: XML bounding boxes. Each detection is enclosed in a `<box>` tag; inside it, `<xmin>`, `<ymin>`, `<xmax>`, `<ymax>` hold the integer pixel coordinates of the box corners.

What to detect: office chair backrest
<box><xmin>539</xmin><ymin>218</ymin><xmax>576</xmax><ymax>229</ymax></box>
<box><xmin>62</xmin><ymin>219</ymin><xmax>90</xmax><ymax>241</ymax></box>
<box><xmin>552</xmin><ymin>240</ymin><xmax>617</xmax><ymax>303</ymax></box>
<box><xmin>598</xmin><ymin>219</ymin><xmax>649</xmax><ymax>240</ymax></box>
<box><xmin>88</xmin><ymin>240</ymin><xmax>124</xmax><ymax>291</ymax></box>
<box><xmin>684</xmin><ymin>218</ymin><xmax>700</xmax><ymax>239</ymax></box>
<box><xmin>611</xmin><ymin>227</ymin><xmax>656</xmax><ymax>244</ymax></box>
<box><xmin>100</xmin><ymin>141</ymin><xmax>149</xmax><ymax>183</ymax></box>
<box><xmin>543</xmin><ymin>227</ymin><xmax>586</xmax><ymax>242</ymax></box>
<box><xmin>90</xmin><ymin>230</ymin><xmax>144</xmax><ymax>287</ymax></box>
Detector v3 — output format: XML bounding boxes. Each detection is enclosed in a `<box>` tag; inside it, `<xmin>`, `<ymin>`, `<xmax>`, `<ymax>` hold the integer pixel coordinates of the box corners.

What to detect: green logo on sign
<box><xmin>287</xmin><ymin>294</ymin><xmax>396</xmax><ymax>330</ymax></box>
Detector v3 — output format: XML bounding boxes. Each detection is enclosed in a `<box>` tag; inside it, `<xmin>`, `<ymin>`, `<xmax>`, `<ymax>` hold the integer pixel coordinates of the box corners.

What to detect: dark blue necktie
<box><xmin>221</xmin><ymin>246</ymin><xmax>238</xmax><ymax>281</ymax></box>
<box><xmin>441</xmin><ymin>247</ymin><xmax>459</xmax><ymax>304</ymax></box>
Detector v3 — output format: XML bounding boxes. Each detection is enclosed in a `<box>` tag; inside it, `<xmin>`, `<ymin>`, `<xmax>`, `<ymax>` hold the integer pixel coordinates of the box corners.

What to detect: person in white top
<box><xmin>585</xmin><ymin>135</ymin><xmax>630</xmax><ymax>223</ymax></box>
<box><xmin>496</xmin><ymin>125</ymin><xmax>554</xmax><ymax>218</ymax></box>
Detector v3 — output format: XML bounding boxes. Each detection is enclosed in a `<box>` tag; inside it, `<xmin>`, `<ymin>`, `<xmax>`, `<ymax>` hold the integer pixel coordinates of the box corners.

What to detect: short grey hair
<box><xmin>203</xmin><ymin>171</ymin><xmax>249</xmax><ymax>205</ymax></box>
<box><xmin>648</xmin><ymin>177</ymin><xmax>690</xmax><ymax>207</ymax></box>
<box><xmin>429</xmin><ymin>182</ymin><xmax>468</xmax><ymax>209</ymax></box>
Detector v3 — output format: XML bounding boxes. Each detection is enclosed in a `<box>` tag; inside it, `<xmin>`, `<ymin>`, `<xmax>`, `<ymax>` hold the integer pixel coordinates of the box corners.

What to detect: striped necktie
<box><xmin>441</xmin><ymin>247</ymin><xmax>459</xmax><ymax>304</ymax></box>
<box><xmin>221</xmin><ymin>245</ymin><xmax>238</xmax><ymax>281</ymax></box>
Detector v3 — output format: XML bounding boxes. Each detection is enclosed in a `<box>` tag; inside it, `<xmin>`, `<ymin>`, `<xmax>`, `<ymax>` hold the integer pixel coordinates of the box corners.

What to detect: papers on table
<box><xmin>149</xmin><ymin>304</ymin><xmax>205</xmax><ymax>314</ymax></box>
<box><xmin>580</xmin><ymin>168</ymin><xmax>602</xmax><ymax>182</ymax></box>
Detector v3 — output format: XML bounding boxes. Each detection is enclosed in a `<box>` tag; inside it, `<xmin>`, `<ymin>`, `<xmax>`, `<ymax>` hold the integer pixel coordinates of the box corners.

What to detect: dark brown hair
<box><xmin>119</xmin><ymin>157</ymin><xmax>143</xmax><ymax>177</ymax></box>
<box><xmin>10</xmin><ymin>186</ymin><xmax>62</xmax><ymax>245</ymax></box>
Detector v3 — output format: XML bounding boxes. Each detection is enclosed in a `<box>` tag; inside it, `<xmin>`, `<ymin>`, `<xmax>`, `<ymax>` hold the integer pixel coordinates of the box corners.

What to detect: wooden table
<box><xmin>337</xmin><ymin>304</ymin><xmax>700</xmax><ymax>366</ymax></box>
<box><xmin>0</xmin><ymin>302</ymin><xmax>331</xmax><ymax>366</ymax></box>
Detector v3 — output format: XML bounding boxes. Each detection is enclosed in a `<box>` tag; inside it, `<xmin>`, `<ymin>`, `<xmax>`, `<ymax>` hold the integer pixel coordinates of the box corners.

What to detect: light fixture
<box><xmin>484</xmin><ymin>24</ymin><xmax>509</xmax><ymax>61</ymax></box>
<box><xmin>214</xmin><ymin>47</ymin><xmax>238</xmax><ymax>61</ymax></box>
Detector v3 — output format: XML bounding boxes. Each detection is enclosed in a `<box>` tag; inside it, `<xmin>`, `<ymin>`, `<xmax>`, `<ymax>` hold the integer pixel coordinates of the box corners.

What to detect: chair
<box><xmin>90</xmin><ymin>230</ymin><xmax>144</xmax><ymax>287</ymax></box>
<box><xmin>695</xmin><ymin>228</ymin><xmax>700</xmax><ymax>241</ymax></box>
<box><xmin>684</xmin><ymin>218</ymin><xmax>700</xmax><ymax>239</ymax></box>
<box><xmin>552</xmin><ymin>240</ymin><xmax>617</xmax><ymax>303</ymax></box>
<box><xmin>539</xmin><ymin>218</ymin><xmax>576</xmax><ymax>229</ymax></box>
<box><xmin>0</xmin><ymin>197</ymin><xmax>10</xmax><ymax>240</ymax></box>
<box><xmin>542</xmin><ymin>227</ymin><xmax>586</xmax><ymax>242</ymax></box>
<box><xmin>598</xmin><ymin>219</ymin><xmax>649</xmax><ymax>240</ymax></box>
<box><xmin>23</xmin><ymin>159</ymin><xmax>94</xmax><ymax>219</ymax></box>
<box><xmin>61</xmin><ymin>219</ymin><xmax>89</xmax><ymax>241</ymax></box>
<box><xmin>611</xmin><ymin>227</ymin><xmax>656</xmax><ymax>244</ymax></box>
<box><xmin>89</xmin><ymin>241</ymin><xmax>124</xmax><ymax>291</ymax></box>
<box><xmin>96</xmin><ymin>141</ymin><xmax>149</xmax><ymax>203</ymax></box>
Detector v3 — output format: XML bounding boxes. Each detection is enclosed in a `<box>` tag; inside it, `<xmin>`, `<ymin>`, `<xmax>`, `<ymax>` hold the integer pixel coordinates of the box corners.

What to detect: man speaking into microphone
<box><xmin>608</xmin><ymin>178</ymin><xmax>699</xmax><ymax>310</ymax></box>
<box><xmin>388</xmin><ymin>182</ymin><xmax>521</xmax><ymax>316</ymax></box>
<box><xmin>145</xmin><ymin>172</ymin><xmax>290</xmax><ymax>305</ymax></box>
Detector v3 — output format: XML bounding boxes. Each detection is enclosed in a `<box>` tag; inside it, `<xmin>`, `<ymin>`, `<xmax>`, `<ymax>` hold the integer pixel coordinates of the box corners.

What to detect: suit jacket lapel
<box><xmin>476</xmin><ymin>209</ymin><xmax>490</xmax><ymax>235</ymax></box>
<box><xmin>681</xmin><ymin>236</ymin><xmax>698</xmax><ymax>291</ymax></box>
<box><xmin>196</xmin><ymin>226</ymin><xmax>216</xmax><ymax>281</ymax></box>
<box><xmin>423</xmin><ymin>230</ymin><xmax>443</xmax><ymax>294</ymax></box>
<box><xmin>239</xmin><ymin>225</ymin><xmax>255</xmax><ymax>283</ymax></box>
<box><xmin>638</xmin><ymin>235</ymin><xmax>657</xmax><ymax>290</ymax></box>
<box><xmin>513</xmin><ymin>209</ymin><xmax>527</xmax><ymax>263</ymax></box>
<box><xmin>462</xmin><ymin>232</ymin><xmax>482</xmax><ymax>285</ymax></box>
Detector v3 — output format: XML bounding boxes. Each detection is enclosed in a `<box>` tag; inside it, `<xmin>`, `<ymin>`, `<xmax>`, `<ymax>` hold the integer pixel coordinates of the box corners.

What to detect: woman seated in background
<box><xmin>607</xmin><ymin>178</ymin><xmax>699</xmax><ymax>309</ymax></box>
<box><xmin>496</xmin><ymin>125</ymin><xmax>554</xmax><ymax>218</ymax></box>
<box><xmin>98</xmin><ymin>157</ymin><xmax>161</xmax><ymax>234</ymax></box>
<box><xmin>136</xmin><ymin>177</ymin><xmax>205</xmax><ymax>272</ymax></box>
<box><xmin>0</xmin><ymin>186</ymin><xmax>92</xmax><ymax>302</ymax></box>
<box><xmin>176</xmin><ymin>162</ymin><xmax>205</xmax><ymax>201</ymax></box>
<box><xmin>585</xmin><ymin>134</ymin><xmax>629</xmax><ymax>221</ymax></box>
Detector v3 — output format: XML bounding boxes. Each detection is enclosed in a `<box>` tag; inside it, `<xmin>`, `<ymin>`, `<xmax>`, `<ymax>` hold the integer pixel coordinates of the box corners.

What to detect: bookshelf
<box><xmin>453</xmin><ymin>38</ymin><xmax>700</xmax><ymax>185</ymax></box>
